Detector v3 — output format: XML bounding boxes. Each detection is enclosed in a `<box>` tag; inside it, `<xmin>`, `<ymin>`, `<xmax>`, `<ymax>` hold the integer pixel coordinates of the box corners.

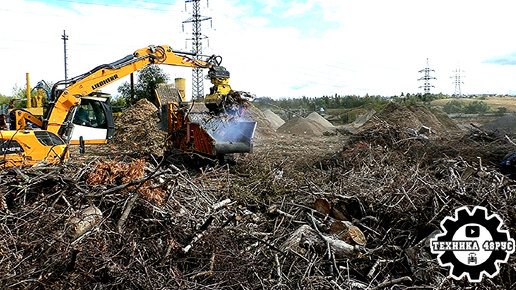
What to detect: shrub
<box><xmin>463</xmin><ymin>100</ymin><xmax>490</xmax><ymax>114</ymax></box>
<box><xmin>443</xmin><ymin>100</ymin><xmax>465</xmax><ymax>113</ymax></box>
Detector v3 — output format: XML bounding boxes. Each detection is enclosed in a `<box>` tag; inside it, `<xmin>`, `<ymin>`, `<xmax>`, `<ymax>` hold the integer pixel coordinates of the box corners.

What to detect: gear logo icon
<box><xmin>430</xmin><ymin>206</ymin><xmax>515</xmax><ymax>282</ymax></box>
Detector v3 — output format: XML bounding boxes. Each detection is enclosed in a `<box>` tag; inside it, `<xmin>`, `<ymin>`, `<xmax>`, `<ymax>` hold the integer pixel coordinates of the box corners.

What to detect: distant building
<box><xmin>468</xmin><ymin>94</ymin><xmax>498</xmax><ymax>98</ymax></box>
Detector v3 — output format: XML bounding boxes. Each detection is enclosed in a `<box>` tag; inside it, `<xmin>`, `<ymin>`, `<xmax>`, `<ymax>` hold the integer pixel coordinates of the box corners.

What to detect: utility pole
<box><xmin>183</xmin><ymin>0</ymin><xmax>211</xmax><ymax>101</ymax></box>
<box><xmin>418</xmin><ymin>58</ymin><xmax>436</xmax><ymax>96</ymax></box>
<box><xmin>451</xmin><ymin>65</ymin><xmax>465</xmax><ymax>97</ymax></box>
<box><xmin>61</xmin><ymin>30</ymin><xmax>69</xmax><ymax>82</ymax></box>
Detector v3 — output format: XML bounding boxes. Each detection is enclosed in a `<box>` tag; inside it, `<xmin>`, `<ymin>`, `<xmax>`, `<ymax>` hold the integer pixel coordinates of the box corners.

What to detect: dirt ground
<box><xmin>1</xmin><ymin>103</ymin><xmax>515</xmax><ymax>289</ymax></box>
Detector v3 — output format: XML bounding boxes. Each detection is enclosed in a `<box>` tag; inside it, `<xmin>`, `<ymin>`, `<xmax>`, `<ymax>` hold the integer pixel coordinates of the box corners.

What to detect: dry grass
<box><xmin>432</xmin><ymin>96</ymin><xmax>516</xmax><ymax>112</ymax></box>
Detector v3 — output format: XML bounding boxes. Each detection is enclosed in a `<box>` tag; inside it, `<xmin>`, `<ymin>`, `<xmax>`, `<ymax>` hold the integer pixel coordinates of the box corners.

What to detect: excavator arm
<box><xmin>9</xmin><ymin>109</ymin><xmax>44</xmax><ymax>130</ymax></box>
<box><xmin>45</xmin><ymin>45</ymin><xmax>229</xmax><ymax>140</ymax></box>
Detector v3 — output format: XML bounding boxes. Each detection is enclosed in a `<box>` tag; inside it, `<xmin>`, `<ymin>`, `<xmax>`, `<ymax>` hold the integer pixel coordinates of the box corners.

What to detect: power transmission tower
<box><xmin>418</xmin><ymin>58</ymin><xmax>436</xmax><ymax>96</ymax></box>
<box><xmin>451</xmin><ymin>65</ymin><xmax>465</xmax><ymax>97</ymax></box>
<box><xmin>61</xmin><ymin>30</ymin><xmax>69</xmax><ymax>82</ymax></box>
<box><xmin>183</xmin><ymin>0</ymin><xmax>212</xmax><ymax>100</ymax></box>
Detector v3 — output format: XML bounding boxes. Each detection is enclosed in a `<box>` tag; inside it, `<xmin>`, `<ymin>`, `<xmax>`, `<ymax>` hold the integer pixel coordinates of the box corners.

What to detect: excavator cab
<box><xmin>69</xmin><ymin>95</ymin><xmax>115</xmax><ymax>145</ymax></box>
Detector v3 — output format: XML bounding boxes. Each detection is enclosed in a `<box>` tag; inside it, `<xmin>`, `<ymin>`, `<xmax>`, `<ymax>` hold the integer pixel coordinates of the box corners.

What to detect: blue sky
<box><xmin>230</xmin><ymin>0</ymin><xmax>339</xmax><ymax>37</ymax></box>
<box><xmin>484</xmin><ymin>52</ymin><xmax>516</xmax><ymax>66</ymax></box>
<box><xmin>1</xmin><ymin>0</ymin><xmax>516</xmax><ymax>98</ymax></box>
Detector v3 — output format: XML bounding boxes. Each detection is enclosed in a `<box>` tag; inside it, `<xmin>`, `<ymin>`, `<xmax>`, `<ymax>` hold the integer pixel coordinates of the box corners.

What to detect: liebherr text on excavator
<box><xmin>0</xmin><ymin>45</ymin><xmax>255</xmax><ymax>167</ymax></box>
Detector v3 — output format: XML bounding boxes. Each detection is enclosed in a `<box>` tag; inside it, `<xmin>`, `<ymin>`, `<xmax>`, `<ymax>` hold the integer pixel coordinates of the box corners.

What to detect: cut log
<box><xmin>341</xmin><ymin>225</ymin><xmax>367</xmax><ymax>246</ymax></box>
<box><xmin>283</xmin><ymin>225</ymin><xmax>360</xmax><ymax>259</ymax></box>
<box><xmin>314</xmin><ymin>198</ymin><xmax>331</xmax><ymax>215</ymax></box>
<box><xmin>68</xmin><ymin>205</ymin><xmax>103</xmax><ymax>238</ymax></box>
<box><xmin>330</xmin><ymin>220</ymin><xmax>352</xmax><ymax>234</ymax></box>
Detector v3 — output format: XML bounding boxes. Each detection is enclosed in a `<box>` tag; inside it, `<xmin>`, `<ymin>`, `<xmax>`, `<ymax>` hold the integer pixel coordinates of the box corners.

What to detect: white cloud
<box><xmin>254</xmin><ymin>0</ymin><xmax>283</xmax><ymax>13</ymax></box>
<box><xmin>282</xmin><ymin>0</ymin><xmax>316</xmax><ymax>17</ymax></box>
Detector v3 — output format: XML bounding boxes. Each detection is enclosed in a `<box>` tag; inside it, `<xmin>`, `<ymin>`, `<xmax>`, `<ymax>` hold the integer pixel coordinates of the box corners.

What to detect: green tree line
<box><xmin>254</xmin><ymin>94</ymin><xmax>389</xmax><ymax>111</ymax></box>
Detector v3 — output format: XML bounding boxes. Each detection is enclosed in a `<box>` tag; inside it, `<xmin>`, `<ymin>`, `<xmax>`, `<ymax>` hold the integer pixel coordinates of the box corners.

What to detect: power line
<box><xmin>418</xmin><ymin>58</ymin><xmax>436</xmax><ymax>95</ymax></box>
<box><xmin>183</xmin><ymin>0</ymin><xmax>211</xmax><ymax>100</ymax></box>
<box><xmin>451</xmin><ymin>64</ymin><xmax>465</xmax><ymax>97</ymax></box>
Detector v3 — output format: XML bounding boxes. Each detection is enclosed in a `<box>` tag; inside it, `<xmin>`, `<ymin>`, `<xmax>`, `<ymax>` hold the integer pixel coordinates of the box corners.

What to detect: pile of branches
<box><xmin>3</xmin><ymin>156</ymin><xmax>343</xmax><ymax>289</ymax></box>
<box><xmin>1</xmin><ymin>116</ymin><xmax>516</xmax><ymax>289</ymax></box>
<box><xmin>316</xmin><ymin>117</ymin><xmax>516</xmax><ymax>288</ymax></box>
<box><xmin>0</xmin><ymin>158</ymin><xmax>275</xmax><ymax>288</ymax></box>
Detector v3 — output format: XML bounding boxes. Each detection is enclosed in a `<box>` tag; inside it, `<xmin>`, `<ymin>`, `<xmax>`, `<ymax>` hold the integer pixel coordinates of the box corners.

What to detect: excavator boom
<box><xmin>46</xmin><ymin>45</ymin><xmax>221</xmax><ymax>140</ymax></box>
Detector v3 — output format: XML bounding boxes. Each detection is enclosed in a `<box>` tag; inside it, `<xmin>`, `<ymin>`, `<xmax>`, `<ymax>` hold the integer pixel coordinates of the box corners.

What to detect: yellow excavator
<box><xmin>0</xmin><ymin>45</ymin><xmax>255</xmax><ymax>167</ymax></box>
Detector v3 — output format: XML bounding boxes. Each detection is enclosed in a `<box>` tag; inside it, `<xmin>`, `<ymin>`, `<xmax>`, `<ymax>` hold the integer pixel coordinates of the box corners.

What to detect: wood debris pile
<box><xmin>357</xmin><ymin>102</ymin><xmax>461</xmax><ymax>136</ymax></box>
<box><xmin>481</xmin><ymin>113</ymin><xmax>516</xmax><ymax>135</ymax></box>
<box><xmin>318</xmin><ymin>117</ymin><xmax>516</xmax><ymax>289</ymax></box>
<box><xmin>0</xmin><ymin>161</ymin><xmax>275</xmax><ymax>288</ymax></box>
<box><xmin>1</xmin><ymin>103</ymin><xmax>515</xmax><ymax>289</ymax></box>
<box><xmin>111</xmin><ymin>99</ymin><xmax>167</xmax><ymax>156</ymax></box>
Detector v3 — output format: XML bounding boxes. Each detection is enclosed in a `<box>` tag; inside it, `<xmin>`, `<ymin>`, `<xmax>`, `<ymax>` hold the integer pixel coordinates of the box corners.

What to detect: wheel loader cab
<box><xmin>69</xmin><ymin>96</ymin><xmax>115</xmax><ymax>145</ymax></box>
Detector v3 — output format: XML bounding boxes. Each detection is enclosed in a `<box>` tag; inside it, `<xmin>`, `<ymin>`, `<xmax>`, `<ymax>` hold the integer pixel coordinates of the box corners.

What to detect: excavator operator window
<box><xmin>73</xmin><ymin>99</ymin><xmax>108</xmax><ymax>129</ymax></box>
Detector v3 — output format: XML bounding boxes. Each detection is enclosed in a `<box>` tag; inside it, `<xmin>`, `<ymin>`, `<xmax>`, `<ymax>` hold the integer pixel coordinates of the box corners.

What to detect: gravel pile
<box><xmin>306</xmin><ymin>111</ymin><xmax>335</xmax><ymax>129</ymax></box>
<box><xmin>262</xmin><ymin>109</ymin><xmax>285</xmax><ymax>130</ymax></box>
<box><xmin>481</xmin><ymin>113</ymin><xmax>516</xmax><ymax>135</ymax></box>
<box><xmin>277</xmin><ymin>117</ymin><xmax>329</xmax><ymax>136</ymax></box>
